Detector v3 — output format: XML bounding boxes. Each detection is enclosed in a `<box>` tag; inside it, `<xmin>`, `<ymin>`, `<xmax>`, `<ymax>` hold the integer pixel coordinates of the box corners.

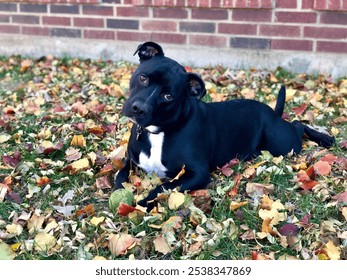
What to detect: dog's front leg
<box><xmin>114</xmin><ymin>159</ymin><xmax>131</xmax><ymax>190</ymax></box>
<box><xmin>137</xmin><ymin>168</ymin><xmax>211</xmax><ymax>210</ymax></box>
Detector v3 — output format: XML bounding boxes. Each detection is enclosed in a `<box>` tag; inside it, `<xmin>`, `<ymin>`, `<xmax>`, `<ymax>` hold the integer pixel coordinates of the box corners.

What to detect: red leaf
<box><xmin>297</xmin><ymin>170</ymin><xmax>318</xmax><ymax>191</ymax></box>
<box><xmin>305</xmin><ymin>166</ymin><xmax>316</xmax><ymax>180</ymax></box>
<box><xmin>278</xmin><ymin>223</ymin><xmax>299</xmax><ymax>236</ymax></box>
<box><xmin>292</xmin><ymin>103</ymin><xmax>308</xmax><ymax>116</ymax></box>
<box><xmin>313</xmin><ymin>160</ymin><xmax>331</xmax><ymax>176</ymax></box>
<box><xmin>117</xmin><ymin>203</ymin><xmax>138</xmax><ymax>216</ymax></box>
<box><xmin>2</xmin><ymin>151</ymin><xmax>21</xmax><ymax>168</ymax></box>
<box><xmin>320</xmin><ymin>154</ymin><xmax>337</xmax><ymax>165</ymax></box>
<box><xmin>228</xmin><ymin>173</ymin><xmax>242</xmax><ymax>197</ymax></box>
<box><xmin>340</xmin><ymin>140</ymin><xmax>347</xmax><ymax>149</ymax></box>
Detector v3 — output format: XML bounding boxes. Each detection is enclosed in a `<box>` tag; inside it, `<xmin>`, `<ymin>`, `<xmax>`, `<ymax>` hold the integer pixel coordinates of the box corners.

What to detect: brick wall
<box><xmin>0</xmin><ymin>0</ymin><xmax>346</xmax><ymax>55</ymax></box>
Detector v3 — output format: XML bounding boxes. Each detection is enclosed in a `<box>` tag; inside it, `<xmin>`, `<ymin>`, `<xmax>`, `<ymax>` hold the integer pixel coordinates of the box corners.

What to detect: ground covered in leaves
<box><xmin>0</xmin><ymin>56</ymin><xmax>346</xmax><ymax>260</ymax></box>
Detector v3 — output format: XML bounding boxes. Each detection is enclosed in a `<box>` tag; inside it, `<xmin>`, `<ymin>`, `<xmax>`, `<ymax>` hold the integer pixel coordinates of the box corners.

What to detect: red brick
<box><xmin>117</xmin><ymin>7</ymin><xmax>149</xmax><ymax>17</ymax></box>
<box><xmin>190</xmin><ymin>34</ymin><xmax>227</xmax><ymax>47</ymax></box>
<box><xmin>276</xmin><ymin>0</ymin><xmax>297</xmax><ymax>8</ymax></box>
<box><xmin>187</xmin><ymin>0</ymin><xmax>198</xmax><ymax>6</ymax></box>
<box><xmin>317</xmin><ymin>41</ymin><xmax>347</xmax><ymax>53</ymax></box>
<box><xmin>198</xmin><ymin>0</ymin><xmax>210</xmax><ymax>7</ymax></box>
<box><xmin>248</xmin><ymin>0</ymin><xmax>260</xmax><ymax>8</ymax></box>
<box><xmin>13</xmin><ymin>15</ymin><xmax>39</xmax><ymax>25</ymax></box>
<box><xmin>233</xmin><ymin>10</ymin><xmax>272</xmax><ymax>22</ymax></box>
<box><xmin>0</xmin><ymin>25</ymin><xmax>20</xmax><ymax>34</ymax></box>
<box><xmin>42</xmin><ymin>16</ymin><xmax>71</xmax><ymax>26</ymax></box>
<box><xmin>271</xmin><ymin>39</ymin><xmax>313</xmax><ymax>51</ymax></box>
<box><xmin>142</xmin><ymin>20</ymin><xmax>177</xmax><ymax>32</ymax></box>
<box><xmin>0</xmin><ymin>15</ymin><xmax>10</xmax><ymax>23</ymax></box>
<box><xmin>328</xmin><ymin>0</ymin><xmax>342</xmax><ymax>11</ymax></box>
<box><xmin>154</xmin><ymin>0</ymin><xmax>175</xmax><ymax>5</ymax></box>
<box><xmin>304</xmin><ymin>26</ymin><xmax>347</xmax><ymax>39</ymax></box>
<box><xmin>275</xmin><ymin>12</ymin><xmax>317</xmax><ymax>23</ymax></box>
<box><xmin>117</xmin><ymin>31</ymin><xmax>151</xmax><ymax>42</ymax></box>
<box><xmin>84</xmin><ymin>30</ymin><xmax>115</xmax><ymax>40</ymax></box>
<box><xmin>235</xmin><ymin>0</ymin><xmax>248</xmax><ymax>8</ymax></box>
<box><xmin>83</xmin><ymin>5</ymin><xmax>114</xmax><ymax>16</ymax></box>
<box><xmin>153</xmin><ymin>7</ymin><xmax>188</xmax><ymax>18</ymax></box>
<box><xmin>73</xmin><ymin>18</ymin><xmax>104</xmax><ymax>28</ymax></box>
<box><xmin>313</xmin><ymin>0</ymin><xmax>327</xmax><ymax>10</ymax></box>
<box><xmin>302</xmin><ymin>0</ymin><xmax>314</xmax><ymax>9</ymax></box>
<box><xmin>218</xmin><ymin>23</ymin><xmax>257</xmax><ymax>35</ymax></box>
<box><xmin>320</xmin><ymin>11</ymin><xmax>347</xmax><ymax>25</ymax></box>
<box><xmin>192</xmin><ymin>8</ymin><xmax>228</xmax><ymax>20</ymax></box>
<box><xmin>260</xmin><ymin>25</ymin><xmax>301</xmax><ymax>37</ymax></box>
<box><xmin>343</xmin><ymin>1</ymin><xmax>347</xmax><ymax>11</ymax></box>
<box><xmin>151</xmin><ymin>33</ymin><xmax>187</xmax><ymax>44</ymax></box>
<box><xmin>211</xmin><ymin>0</ymin><xmax>222</xmax><ymax>8</ymax></box>
<box><xmin>222</xmin><ymin>0</ymin><xmax>233</xmax><ymax>7</ymax></box>
<box><xmin>22</xmin><ymin>26</ymin><xmax>49</xmax><ymax>36</ymax></box>
<box><xmin>260</xmin><ymin>0</ymin><xmax>273</xmax><ymax>8</ymax></box>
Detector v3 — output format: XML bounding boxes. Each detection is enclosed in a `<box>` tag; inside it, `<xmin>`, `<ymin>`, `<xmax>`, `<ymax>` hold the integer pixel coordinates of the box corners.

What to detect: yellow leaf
<box><xmin>168</xmin><ymin>191</ymin><xmax>186</xmax><ymax>210</ymax></box>
<box><xmin>285</xmin><ymin>89</ymin><xmax>297</xmax><ymax>101</ymax></box>
<box><xmin>230</xmin><ymin>201</ymin><xmax>248</xmax><ymax>211</ymax></box>
<box><xmin>71</xmin><ymin>135</ymin><xmax>86</xmax><ymax>147</ymax></box>
<box><xmin>331</xmin><ymin>127</ymin><xmax>339</xmax><ymax>136</ymax></box>
<box><xmin>6</xmin><ymin>224</ymin><xmax>23</xmax><ymax>236</ymax></box>
<box><xmin>34</xmin><ymin>232</ymin><xmax>57</xmax><ymax>252</ymax></box>
<box><xmin>10</xmin><ymin>243</ymin><xmax>21</xmax><ymax>252</ymax></box>
<box><xmin>153</xmin><ymin>235</ymin><xmax>172</xmax><ymax>254</ymax></box>
<box><xmin>0</xmin><ymin>241</ymin><xmax>16</xmax><ymax>260</ymax></box>
<box><xmin>259</xmin><ymin>198</ymin><xmax>286</xmax><ymax>225</ymax></box>
<box><xmin>325</xmin><ymin>240</ymin><xmax>340</xmax><ymax>260</ymax></box>
<box><xmin>90</xmin><ymin>216</ymin><xmax>105</xmax><ymax>226</ymax></box>
<box><xmin>70</xmin><ymin>158</ymin><xmax>90</xmax><ymax>171</ymax></box>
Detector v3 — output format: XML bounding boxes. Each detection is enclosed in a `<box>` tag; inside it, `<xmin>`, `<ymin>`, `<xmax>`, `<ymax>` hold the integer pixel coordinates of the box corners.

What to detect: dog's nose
<box><xmin>131</xmin><ymin>101</ymin><xmax>147</xmax><ymax>117</ymax></box>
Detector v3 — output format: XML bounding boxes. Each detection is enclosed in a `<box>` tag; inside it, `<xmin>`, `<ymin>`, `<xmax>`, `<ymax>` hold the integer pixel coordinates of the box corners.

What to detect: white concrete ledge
<box><xmin>1</xmin><ymin>35</ymin><xmax>346</xmax><ymax>79</ymax></box>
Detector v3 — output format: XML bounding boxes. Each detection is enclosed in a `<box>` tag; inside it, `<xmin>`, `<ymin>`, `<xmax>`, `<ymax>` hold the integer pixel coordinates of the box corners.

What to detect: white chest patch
<box><xmin>139</xmin><ymin>131</ymin><xmax>167</xmax><ymax>178</ymax></box>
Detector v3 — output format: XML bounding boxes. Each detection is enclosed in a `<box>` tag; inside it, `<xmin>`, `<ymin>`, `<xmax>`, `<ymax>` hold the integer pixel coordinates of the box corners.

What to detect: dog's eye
<box><xmin>139</xmin><ymin>74</ymin><xmax>148</xmax><ymax>85</ymax></box>
<box><xmin>162</xmin><ymin>94</ymin><xmax>173</xmax><ymax>101</ymax></box>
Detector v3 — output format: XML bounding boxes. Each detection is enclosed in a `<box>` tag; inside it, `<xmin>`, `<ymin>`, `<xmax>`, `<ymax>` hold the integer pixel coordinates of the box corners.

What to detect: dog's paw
<box><xmin>137</xmin><ymin>198</ymin><xmax>155</xmax><ymax>212</ymax></box>
<box><xmin>320</xmin><ymin>135</ymin><xmax>335</xmax><ymax>148</ymax></box>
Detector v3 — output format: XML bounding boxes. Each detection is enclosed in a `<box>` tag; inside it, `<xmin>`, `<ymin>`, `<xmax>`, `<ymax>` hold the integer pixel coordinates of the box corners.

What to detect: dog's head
<box><xmin>122</xmin><ymin>42</ymin><xmax>206</xmax><ymax>133</ymax></box>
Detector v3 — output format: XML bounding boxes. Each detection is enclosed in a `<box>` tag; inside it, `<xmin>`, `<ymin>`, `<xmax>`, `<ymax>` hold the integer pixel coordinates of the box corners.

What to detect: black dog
<box><xmin>115</xmin><ymin>41</ymin><xmax>335</xmax><ymax>209</ymax></box>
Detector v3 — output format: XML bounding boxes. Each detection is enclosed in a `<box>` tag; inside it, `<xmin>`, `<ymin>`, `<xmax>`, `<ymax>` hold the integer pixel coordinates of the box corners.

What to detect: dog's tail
<box><xmin>274</xmin><ymin>85</ymin><xmax>286</xmax><ymax>117</ymax></box>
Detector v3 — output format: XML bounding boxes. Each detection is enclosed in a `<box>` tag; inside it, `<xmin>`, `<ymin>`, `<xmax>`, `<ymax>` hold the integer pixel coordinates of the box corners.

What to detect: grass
<box><xmin>0</xmin><ymin>55</ymin><xmax>346</xmax><ymax>260</ymax></box>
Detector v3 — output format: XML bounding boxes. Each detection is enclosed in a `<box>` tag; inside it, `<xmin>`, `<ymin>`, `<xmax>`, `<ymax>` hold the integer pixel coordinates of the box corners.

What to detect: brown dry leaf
<box><xmin>108</xmin><ymin>233</ymin><xmax>137</xmax><ymax>256</ymax></box>
<box><xmin>260</xmin><ymin>194</ymin><xmax>273</xmax><ymax>210</ymax></box>
<box><xmin>36</xmin><ymin>176</ymin><xmax>50</xmax><ymax>186</ymax></box>
<box><xmin>153</xmin><ymin>235</ymin><xmax>172</xmax><ymax>254</ymax></box>
<box><xmin>261</xmin><ymin>217</ymin><xmax>277</xmax><ymax>236</ymax></box>
<box><xmin>27</xmin><ymin>214</ymin><xmax>45</xmax><ymax>235</ymax></box>
<box><xmin>71</xmin><ymin>135</ymin><xmax>86</xmax><ymax>148</ymax></box>
<box><xmin>246</xmin><ymin>183</ymin><xmax>274</xmax><ymax>197</ymax></box>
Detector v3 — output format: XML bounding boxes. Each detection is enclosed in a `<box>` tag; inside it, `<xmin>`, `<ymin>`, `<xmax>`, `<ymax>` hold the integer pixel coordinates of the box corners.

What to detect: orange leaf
<box><xmin>292</xmin><ymin>103</ymin><xmax>308</xmax><ymax>116</ymax></box>
<box><xmin>70</xmin><ymin>135</ymin><xmax>86</xmax><ymax>147</ymax></box>
<box><xmin>169</xmin><ymin>165</ymin><xmax>185</xmax><ymax>182</ymax></box>
<box><xmin>76</xmin><ymin>204</ymin><xmax>95</xmax><ymax>218</ymax></box>
<box><xmin>261</xmin><ymin>217</ymin><xmax>276</xmax><ymax>236</ymax></box>
<box><xmin>313</xmin><ymin>160</ymin><xmax>331</xmax><ymax>176</ymax></box>
<box><xmin>36</xmin><ymin>176</ymin><xmax>50</xmax><ymax>186</ymax></box>
<box><xmin>230</xmin><ymin>201</ymin><xmax>248</xmax><ymax>211</ymax></box>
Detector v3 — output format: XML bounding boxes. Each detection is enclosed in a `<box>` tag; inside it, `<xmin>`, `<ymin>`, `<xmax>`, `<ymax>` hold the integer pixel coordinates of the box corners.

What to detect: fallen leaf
<box><xmin>71</xmin><ymin>135</ymin><xmax>86</xmax><ymax>147</ymax></box>
<box><xmin>332</xmin><ymin>191</ymin><xmax>347</xmax><ymax>202</ymax></box>
<box><xmin>69</xmin><ymin>158</ymin><xmax>90</xmax><ymax>173</ymax></box>
<box><xmin>230</xmin><ymin>201</ymin><xmax>248</xmax><ymax>211</ymax></box>
<box><xmin>313</xmin><ymin>160</ymin><xmax>331</xmax><ymax>176</ymax></box>
<box><xmin>90</xmin><ymin>216</ymin><xmax>105</xmax><ymax>226</ymax></box>
<box><xmin>153</xmin><ymin>235</ymin><xmax>172</xmax><ymax>254</ymax></box>
<box><xmin>259</xmin><ymin>196</ymin><xmax>287</xmax><ymax>225</ymax></box>
<box><xmin>0</xmin><ymin>242</ymin><xmax>16</xmax><ymax>260</ymax></box>
<box><xmin>169</xmin><ymin>165</ymin><xmax>185</xmax><ymax>182</ymax></box>
<box><xmin>325</xmin><ymin>240</ymin><xmax>340</xmax><ymax>260</ymax></box>
<box><xmin>34</xmin><ymin>232</ymin><xmax>57</xmax><ymax>252</ymax></box>
<box><xmin>108</xmin><ymin>233</ymin><xmax>137</xmax><ymax>256</ymax></box>
<box><xmin>292</xmin><ymin>103</ymin><xmax>307</xmax><ymax>116</ymax></box>
<box><xmin>168</xmin><ymin>191</ymin><xmax>186</xmax><ymax>210</ymax></box>
<box><xmin>278</xmin><ymin>223</ymin><xmax>299</xmax><ymax>236</ymax></box>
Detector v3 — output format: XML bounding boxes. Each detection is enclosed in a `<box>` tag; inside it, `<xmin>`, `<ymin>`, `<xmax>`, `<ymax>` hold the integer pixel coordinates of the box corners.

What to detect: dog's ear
<box><xmin>133</xmin><ymin>42</ymin><xmax>165</xmax><ymax>62</ymax></box>
<box><xmin>188</xmin><ymin>73</ymin><xmax>206</xmax><ymax>99</ymax></box>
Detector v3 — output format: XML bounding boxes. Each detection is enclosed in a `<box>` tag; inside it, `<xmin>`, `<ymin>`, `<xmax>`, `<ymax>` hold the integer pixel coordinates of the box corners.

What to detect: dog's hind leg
<box><xmin>292</xmin><ymin>121</ymin><xmax>335</xmax><ymax>148</ymax></box>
